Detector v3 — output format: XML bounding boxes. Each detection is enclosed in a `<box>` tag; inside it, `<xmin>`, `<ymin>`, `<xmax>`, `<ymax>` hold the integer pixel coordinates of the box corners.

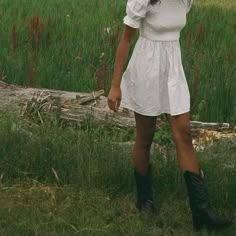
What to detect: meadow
<box><xmin>0</xmin><ymin>0</ymin><xmax>236</xmax><ymax>235</ymax></box>
<box><xmin>0</xmin><ymin>0</ymin><xmax>235</xmax><ymax>123</ymax></box>
<box><xmin>0</xmin><ymin>111</ymin><xmax>235</xmax><ymax>235</ymax></box>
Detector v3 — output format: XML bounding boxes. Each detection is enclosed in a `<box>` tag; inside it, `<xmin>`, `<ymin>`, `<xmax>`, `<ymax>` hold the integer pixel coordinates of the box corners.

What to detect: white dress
<box><xmin>120</xmin><ymin>0</ymin><xmax>193</xmax><ymax>116</ymax></box>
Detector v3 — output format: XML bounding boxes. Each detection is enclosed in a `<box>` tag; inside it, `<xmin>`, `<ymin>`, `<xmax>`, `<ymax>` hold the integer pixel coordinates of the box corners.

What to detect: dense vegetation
<box><xmin>0</xmin><ymin>0</ymin><xmax>235</xmax><ymax>123</ymax></box>
<box><xmin>0</xmin><ymin>0</ymin><xmax>235</xmax><ymax>235</ymax></box>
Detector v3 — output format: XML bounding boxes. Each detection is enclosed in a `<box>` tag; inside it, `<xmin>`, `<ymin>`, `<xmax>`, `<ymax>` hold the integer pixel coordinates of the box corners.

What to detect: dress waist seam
<box><xmin>139</xmin><ymin>35</ymin><xmax>180</xmax><ymax>42</ymax></box>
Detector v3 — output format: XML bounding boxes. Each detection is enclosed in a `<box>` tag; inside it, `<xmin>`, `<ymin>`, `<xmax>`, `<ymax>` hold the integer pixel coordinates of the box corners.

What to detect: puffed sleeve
<box><xmin>123</xmin><ymin>0</ymin><xmax>149</xmax><ymax>29</ymax></box>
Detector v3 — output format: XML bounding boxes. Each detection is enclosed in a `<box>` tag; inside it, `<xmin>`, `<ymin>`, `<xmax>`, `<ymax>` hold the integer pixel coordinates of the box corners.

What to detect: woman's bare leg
<box><xmin>133</xmin><ymin>112</ymin><xmax>157</xmax><ymax>175</ymax></box>
<box><xmin>166</xmin><ymin>113</ymin><xmax>232</xmax><ymax>230</ymax></box>
<box><xmin>166</xmin><ymin>112</ymin><xmax>199</xmax><ymax>174</ymax></box>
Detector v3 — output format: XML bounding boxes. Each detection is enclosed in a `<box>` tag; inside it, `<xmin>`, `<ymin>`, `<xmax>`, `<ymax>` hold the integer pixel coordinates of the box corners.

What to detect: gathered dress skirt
<box><xmin>120</xmin><ymin>36</ymin><xmax>190</xmax><ymax>117</ymax></box>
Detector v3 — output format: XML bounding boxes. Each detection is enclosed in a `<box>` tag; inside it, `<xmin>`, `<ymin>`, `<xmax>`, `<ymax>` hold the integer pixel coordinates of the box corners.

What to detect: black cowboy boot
<box><xmin>134</xmin><ymin>166</ymin><xmax>156</xmax><ymax>214</ymax></box>
<box><xmin>184</xmin><ymin>170</ymin><xmax>232</xmax><ymax>231</ymax></box>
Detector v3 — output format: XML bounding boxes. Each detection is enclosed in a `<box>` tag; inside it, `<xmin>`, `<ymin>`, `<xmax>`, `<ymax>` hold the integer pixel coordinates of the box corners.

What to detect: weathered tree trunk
<box><xmin>0</xmin><ymin>81</ymin><xmax>232</xmax><ymax>136</ymax></box>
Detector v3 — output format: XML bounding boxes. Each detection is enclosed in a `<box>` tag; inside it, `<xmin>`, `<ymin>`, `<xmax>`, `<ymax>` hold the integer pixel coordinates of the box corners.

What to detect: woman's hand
<box><xmin>107</xmin><ymin>85</ymin><xmax>121</xmax><ymax>112</ymax></box>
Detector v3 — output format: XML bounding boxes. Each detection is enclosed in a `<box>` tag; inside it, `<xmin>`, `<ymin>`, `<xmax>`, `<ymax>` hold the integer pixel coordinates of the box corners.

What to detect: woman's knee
<box><xmin>136</xmin><ymin>128</ymin><xmax>155</xmax><ymax>149</ymax></box>
<box><xmin>171</xmin><ymin>126</ymin><xmax>192</xmax><ymax>145</ymax></box>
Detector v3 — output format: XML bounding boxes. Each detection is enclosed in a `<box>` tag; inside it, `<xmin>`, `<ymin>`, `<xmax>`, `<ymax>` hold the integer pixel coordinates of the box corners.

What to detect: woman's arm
<box><xmin>111</xmin><ymin>25</ymin><xmax>136</xmax><ymax>87</ymax></box>
<box><xmin>107</xmin><ymin>25</ymin><xmax>136</xmax><ymax>112</ymax></box>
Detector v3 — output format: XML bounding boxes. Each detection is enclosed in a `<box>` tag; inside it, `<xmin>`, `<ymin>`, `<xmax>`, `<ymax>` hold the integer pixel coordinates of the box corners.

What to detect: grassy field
<box><xmin>0</xmin><ymin>111</ymin><xmax>236</xmax><ymax>235</ymax></box>
<box><xmin>0</xmin><ymin>0</ymin><xmax>236</xmax><ymax>123</ymax></box>
<box><xmin>0</xmin><ymin>0</ymin><xmax>236</xmax><ymax>235</ymax></box>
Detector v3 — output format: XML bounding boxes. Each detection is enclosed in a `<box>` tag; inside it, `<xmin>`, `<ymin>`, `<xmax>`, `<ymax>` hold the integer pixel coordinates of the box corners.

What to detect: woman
<box><xmin>107</xmin><ymin>0</ymin><xmax>232</xmax><ymax>231</ymax></box>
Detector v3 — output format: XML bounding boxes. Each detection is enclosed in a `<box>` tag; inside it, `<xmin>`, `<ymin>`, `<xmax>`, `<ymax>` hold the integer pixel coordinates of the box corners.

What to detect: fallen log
<box><xmin>0</xmin><ymin>81</ymin><xmax>233</xmax><ymax>136</ymax></box>
<box><xmin>190</xmin><ymin>121</ymin><xmax>230</xmax><ymax>132</ymax></box>
<box><xmin>0</xmin><ymin>80</ymin><xmax>104</xmax><ymax>105</ymax></box>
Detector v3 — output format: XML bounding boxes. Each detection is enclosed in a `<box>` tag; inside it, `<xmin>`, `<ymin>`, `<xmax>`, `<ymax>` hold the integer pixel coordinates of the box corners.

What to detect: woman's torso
<box><xmin>140</xmin><ymin>0</ymin><xmax>189</xmax><ymax>41</ymax></box>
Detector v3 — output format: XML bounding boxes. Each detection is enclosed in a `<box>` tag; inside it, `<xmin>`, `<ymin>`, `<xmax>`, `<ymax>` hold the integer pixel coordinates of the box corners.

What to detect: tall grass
<box><xmin>0</xmin><ymin>0</ymin><xmax>235</xmax><ymax>123</ymax></box>
<box><xmin>0</xmin><ymin>111</ymin><xmax>235</xmax><ymax>235</ymax></box>
<box><xmin>181</xmin><ymin>0</ymin><xmax>236</xmax><ymax>124</ymax></box>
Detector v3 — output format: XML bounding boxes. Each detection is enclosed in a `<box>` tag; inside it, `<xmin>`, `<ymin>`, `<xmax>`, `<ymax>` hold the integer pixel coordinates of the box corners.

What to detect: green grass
<box><xmin>0</xmin><ymin>0</ymin><xmax>235</xmax><ymax>234</ymax></box>
<box><xmin>0</xmin><ymin>0</ymin><xmax>235</xmax><ymax>123</ymax></box>
<box><xmin>0</xmin><ymin>184</ymin><xmax>234</xmax><ymax>236</ymax></box>
<box><xmin>0</xmin><ymin>111</ymin><xmax>235</xmax><ymax>235</ymax></box>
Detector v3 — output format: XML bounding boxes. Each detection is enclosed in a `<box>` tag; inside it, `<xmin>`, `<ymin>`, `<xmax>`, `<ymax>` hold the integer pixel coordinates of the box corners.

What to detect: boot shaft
<box><xmin>134</xmin><ymin>167</ymin><xmax>153</xmax><ymax>204</ymax></box>
<box><xmin>184</xmin><ymin>170</ymin><xmax>209</xmax><ymax>211</ymax></box>
<box><xmin>183</xmin><ymin>170</ymin><xmax>232</xmax><ymax>231</ymax></box>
